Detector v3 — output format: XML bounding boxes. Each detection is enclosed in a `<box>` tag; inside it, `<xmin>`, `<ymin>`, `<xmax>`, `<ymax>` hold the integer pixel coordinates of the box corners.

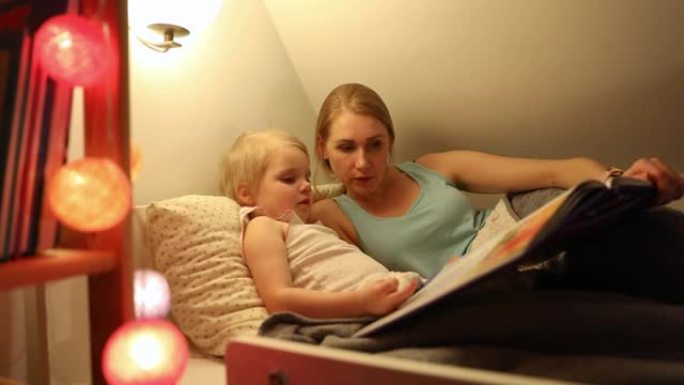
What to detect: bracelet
<box><xmin>605</xmin><ymin>166</ymin><xmax>624</xmax><ymax>180</ymax></box>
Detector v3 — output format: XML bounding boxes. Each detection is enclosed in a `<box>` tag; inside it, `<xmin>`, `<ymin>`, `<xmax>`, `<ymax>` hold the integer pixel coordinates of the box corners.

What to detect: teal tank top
<box><xmin>333</xmin><ymin>161</ymin><xmax>488</xmax><ymax>278</ymax></box>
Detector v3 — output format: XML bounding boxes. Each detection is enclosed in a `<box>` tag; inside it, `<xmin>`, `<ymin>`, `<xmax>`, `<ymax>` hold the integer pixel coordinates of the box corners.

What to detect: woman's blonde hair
<box><xmin>220</xmin><ymin>130</ymin><xmax>308</xmax><ymax>204</ymax></box>
<box><xmin>314</xmin><ymin>83</ymin><xmax>394</xmax><ymax>180</ymax></box>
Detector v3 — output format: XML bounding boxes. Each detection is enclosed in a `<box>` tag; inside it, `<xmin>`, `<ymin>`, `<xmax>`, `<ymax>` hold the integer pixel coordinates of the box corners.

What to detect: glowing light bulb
<box><xmin>134</xmin><ymin>269</ymin><xmax>171</xmax><ymax>319</ymax></box>
<box><xmin>35</xmin><ymin>14</ymin><xmax>110</xmax><ymax>86</ymax></box>
<box><xmin>48</xmin><ymin>157</ymin><xmax>131</xmax><ymax>232</ymax></box>
<box><xmin>102</xmin><ymin>319</ymin><xmax>189</xmax><ymax>385</ymax></box>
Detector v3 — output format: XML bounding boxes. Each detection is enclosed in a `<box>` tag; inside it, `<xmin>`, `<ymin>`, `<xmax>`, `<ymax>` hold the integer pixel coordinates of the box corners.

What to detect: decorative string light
<box><xmin>35</xmin><ymin>8</ymin><xmax>186</xmax><ymax>385</ymax></box>
<box><xmin>34</xmin><ymin>14</ymin><xmax>110</xmax><ymax>86</ymax></box>
<box><xmin>47</xmin><ymin>157</ymin><xmax>131</xmax><ymax>232</ymax></box>
<box><xmin>102</xmin><ymin>319</ymin><xmax>189</xmax><ymax>385</ymax></box>
<box><xmin>134</xmin><ymin>269</ymin><xmax>171</xmax><ymax>319</ymax></box>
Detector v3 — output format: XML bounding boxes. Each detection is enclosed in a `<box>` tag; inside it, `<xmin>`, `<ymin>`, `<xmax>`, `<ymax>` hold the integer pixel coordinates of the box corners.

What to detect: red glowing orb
<box><xmin>48</xmin><ymin>157</ymin><xmax>131</xmax><ymax>232</ymax></box>
<box><xmin>102</xmin><ymin>319</ymin><xmax>189</xmax><ymax>385</ymax></box>
<box><xmin>35</xmin><ymin>14</ymin><xmax>110</xmax><ymax>86</ymax></box>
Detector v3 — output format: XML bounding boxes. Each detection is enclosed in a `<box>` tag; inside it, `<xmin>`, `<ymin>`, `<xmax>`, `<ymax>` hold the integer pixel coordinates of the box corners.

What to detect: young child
<box><xmin>220</xmin><ymin>130</ymin><xmax>421</xmax><ymax>319</ymax></box>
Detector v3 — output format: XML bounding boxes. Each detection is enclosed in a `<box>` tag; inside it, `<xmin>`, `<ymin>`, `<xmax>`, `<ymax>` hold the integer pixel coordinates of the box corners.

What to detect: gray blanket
<box><xmin>260</xmin><ymin>291</ymin><xmax>684</xmax><ymax>384</ymax></box>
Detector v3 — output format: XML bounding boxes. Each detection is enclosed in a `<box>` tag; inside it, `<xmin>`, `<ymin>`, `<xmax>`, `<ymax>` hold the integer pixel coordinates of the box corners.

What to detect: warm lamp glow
<box><xmin>35</xmin><ymin>14</ymin><xmax>110</xmax><ymax>86</ymax></box>
<box><xmin>134</xmin><ymin>270</ymin><xmax>171</xmax><ymax>319</ymax></box>
<box><xmin>102</xmin><ymin>319</ymin><xmax>189</xmax><ymax>385</ymax></box>
<box><xmin>48</xmin><ymin>157</ymin><xmax>131</xmax><ymax>232</ymax></box>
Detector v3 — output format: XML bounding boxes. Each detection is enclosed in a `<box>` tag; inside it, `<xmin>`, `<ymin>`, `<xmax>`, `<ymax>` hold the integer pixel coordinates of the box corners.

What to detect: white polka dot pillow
<box><xmin>146</xmin><ymin>195</ymin><xmax>268</xmax><ymax>356</ymax></box>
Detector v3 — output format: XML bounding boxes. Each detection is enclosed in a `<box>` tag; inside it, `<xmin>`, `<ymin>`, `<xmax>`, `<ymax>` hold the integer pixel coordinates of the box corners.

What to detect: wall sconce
<box><xmin>128</xmin><ymin>0</ymin><xmax>223</xmax><ymax>53</ymax></box>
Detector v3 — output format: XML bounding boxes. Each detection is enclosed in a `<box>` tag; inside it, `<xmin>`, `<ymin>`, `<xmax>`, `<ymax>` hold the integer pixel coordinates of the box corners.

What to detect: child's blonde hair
<box><xmin>220</xmin><ymin>130</ymin><xmax>309</xmax><ymax>204</ymax></box>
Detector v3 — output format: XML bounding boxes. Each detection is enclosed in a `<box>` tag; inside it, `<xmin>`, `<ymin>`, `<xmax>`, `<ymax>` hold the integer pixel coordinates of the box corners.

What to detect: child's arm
<box><xmin>243</xmin><ymin>216</ymin><xmax>417</xmax><ymax>318</ymax></box>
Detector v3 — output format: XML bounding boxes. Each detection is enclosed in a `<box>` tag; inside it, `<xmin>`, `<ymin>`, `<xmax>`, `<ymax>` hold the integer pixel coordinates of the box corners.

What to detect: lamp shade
<box><xmin>35</xmin><ymin>14</ymin><xmax>110</xmax><ymax>86</ymax></box>
<box><xmin>47</xmin><ymin>157</ymin><xmax>131</xmax><ymax>232</ymax></box>
<box><xmin>102</xmin><ymin>319</ymin><xmax>189</xmax><ymax>385</ymax></box>
<box><xmin>134</xmin><ymin>269</ymin><xmax>171</xmax><ymax>319</ymax></box>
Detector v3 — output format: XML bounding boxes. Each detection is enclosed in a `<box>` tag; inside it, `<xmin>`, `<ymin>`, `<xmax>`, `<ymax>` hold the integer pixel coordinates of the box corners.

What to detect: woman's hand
<box><xmin>358</xmin><ymin>277</ymin><xmax>418</xmax><ymax>316</ymax></box>
<box><xmin>624</xmin><ymin>158</ymin><xmax>684</xmax><ymax>205</ymax></box>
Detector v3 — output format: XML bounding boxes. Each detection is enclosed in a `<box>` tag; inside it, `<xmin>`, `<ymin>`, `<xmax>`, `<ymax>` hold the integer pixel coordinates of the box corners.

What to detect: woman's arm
<box><xmin>417</xmin><ymin>150</ymin><xmax>606</xmax><ymax>193</ymax></box>
<box><xmin>243</xmin><ymin>216</ymin><xmax>415</xmax><ymax>318</ymax></box>
<box><xmin>418</xmin><ymin>151</ymin><xmax>683</xmax><ymax>204</ymax></box>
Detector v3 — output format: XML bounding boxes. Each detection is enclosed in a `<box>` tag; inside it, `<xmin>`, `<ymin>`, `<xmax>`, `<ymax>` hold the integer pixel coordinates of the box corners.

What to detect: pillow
<box><xmin>146</xmin><ymin>195</ymin><xmax>268</xmax><ymax>356</ymax></box>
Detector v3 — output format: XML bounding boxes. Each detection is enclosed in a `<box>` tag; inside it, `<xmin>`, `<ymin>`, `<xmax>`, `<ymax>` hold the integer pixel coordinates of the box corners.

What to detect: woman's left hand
<box><xmin>624</xmin><ymin>157</ymin><xmax>684</xmax><ymax>205</ymax></box>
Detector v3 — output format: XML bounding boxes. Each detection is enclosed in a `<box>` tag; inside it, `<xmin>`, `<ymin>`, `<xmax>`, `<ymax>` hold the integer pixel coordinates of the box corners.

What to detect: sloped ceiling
<box><xmin>264</xmin><ymin>0</ymin><xmax>683</xmax><ymax>171</ymax></box>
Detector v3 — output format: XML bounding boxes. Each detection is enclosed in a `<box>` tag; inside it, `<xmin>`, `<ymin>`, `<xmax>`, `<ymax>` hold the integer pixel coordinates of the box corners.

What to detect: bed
<box><xmin>131</xmin><ymin>197</ymin><xmax>562</xmax><ymax>385</ymax></box>
<box><xmin>132</xmin><ymin>189</ymin><xmax>684</xmax><ymax>385</ymax></box>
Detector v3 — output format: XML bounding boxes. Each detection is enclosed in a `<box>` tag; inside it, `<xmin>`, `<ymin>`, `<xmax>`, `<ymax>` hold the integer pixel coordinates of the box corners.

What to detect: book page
<box><xmin>353</xmin><ymin>188</ymin><xmax>572</xmax><ymax>337</ymax></box>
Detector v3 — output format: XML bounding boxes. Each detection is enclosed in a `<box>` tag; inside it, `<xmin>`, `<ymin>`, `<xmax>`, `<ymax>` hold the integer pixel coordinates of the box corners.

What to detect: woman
<box><xmin>312</xmin><ymin>83</ymin><xmax>683</xmax><ymax>279</ymax></box>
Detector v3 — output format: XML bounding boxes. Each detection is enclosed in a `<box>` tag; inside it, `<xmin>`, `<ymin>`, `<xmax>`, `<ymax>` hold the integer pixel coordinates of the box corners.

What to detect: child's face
<box><xmin>253</xmin><ymin>145</ymin><xmax>313</xmax><ymax>222</ymax></box>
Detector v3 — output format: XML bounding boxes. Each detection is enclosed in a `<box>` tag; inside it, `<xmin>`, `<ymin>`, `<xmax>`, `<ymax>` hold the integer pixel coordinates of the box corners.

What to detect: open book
<box><xmin>354</xmin><ymin>176</ymin><xmax>656</xmax><ymax>337</ymax></box>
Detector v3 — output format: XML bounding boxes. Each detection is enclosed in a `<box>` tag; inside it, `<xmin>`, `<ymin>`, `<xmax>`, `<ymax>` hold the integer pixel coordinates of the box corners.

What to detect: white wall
<box><xmin>130</xmin><ymin>0</ymin><xmax>315</xmax><ymax>205</ymax></box>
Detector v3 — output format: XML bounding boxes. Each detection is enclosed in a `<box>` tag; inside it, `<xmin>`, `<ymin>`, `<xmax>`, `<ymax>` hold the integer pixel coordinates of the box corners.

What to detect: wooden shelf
<box><xmin>0</xmin><ymin>249</ymin><xmax>117</xmax><ymax>291</ymax></box>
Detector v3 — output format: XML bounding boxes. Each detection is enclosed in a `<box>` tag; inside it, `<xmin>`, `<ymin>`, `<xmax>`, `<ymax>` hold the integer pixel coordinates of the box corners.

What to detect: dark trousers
<box><xmin>558</xmin><ymin>207</ymin><xmax>684</xmax><ymax>303</ymax></box>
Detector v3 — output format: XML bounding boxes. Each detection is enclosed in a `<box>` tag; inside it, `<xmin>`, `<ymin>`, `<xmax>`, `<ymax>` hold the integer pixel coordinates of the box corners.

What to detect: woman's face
<box><xmin>320</xmin><ymin>111</ymin><xmax>392</xmax><ymax>197</ymax></box>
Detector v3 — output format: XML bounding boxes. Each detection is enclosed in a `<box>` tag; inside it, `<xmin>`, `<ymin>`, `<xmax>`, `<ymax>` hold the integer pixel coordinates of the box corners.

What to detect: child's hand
<box><xmin>358</xmin><ymin>277</ymin><xmax>418</xmax><ymax>316</ymax></box>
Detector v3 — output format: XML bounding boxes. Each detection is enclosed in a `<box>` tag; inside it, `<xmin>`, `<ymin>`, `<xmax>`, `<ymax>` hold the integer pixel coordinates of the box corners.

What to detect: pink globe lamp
<box><xmin>134</xmin><ymin>269</ymin><xmax>171</xmax><ymax>319</ymax></box>
<box><xmin>34</xmin><ymin>14</ymin><xmax>110</xmax><ymax>86</ymax></box>
<box><xmin>47</xmin><ymin>157</ymin><xmax>131</xmax><ymax>232</ymax></box>
<box><xmin>102</xmin><ymin>319</ymin><xmax>189</xmax><ymax>385</ymax></box>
